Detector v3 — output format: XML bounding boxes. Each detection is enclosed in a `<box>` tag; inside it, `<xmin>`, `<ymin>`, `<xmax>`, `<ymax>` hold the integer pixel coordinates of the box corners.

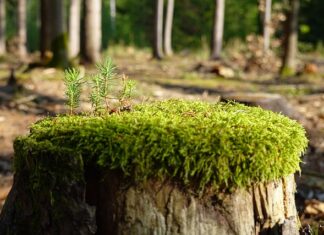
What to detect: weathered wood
<box><xmin>91</xmin><ymin>172</ymin><xmax>299</xmax><ymax>235</ymax></box>
<box><xmin>0</xmin><ymin>170</ymin><xmax>298</xmax><ymax>234</ymax></box>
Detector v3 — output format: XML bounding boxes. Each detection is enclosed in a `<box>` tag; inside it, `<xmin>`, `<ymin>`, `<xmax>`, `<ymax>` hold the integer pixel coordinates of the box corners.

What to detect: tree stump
<box><xmin>90</xmin><ymin>172</ymin><xmax>299</xmax><ymax>235</ymax></box>
<box><xmin>0</xmin><ymin>100</ymin><xmax>307</xmax><ymax>235</ymax></box>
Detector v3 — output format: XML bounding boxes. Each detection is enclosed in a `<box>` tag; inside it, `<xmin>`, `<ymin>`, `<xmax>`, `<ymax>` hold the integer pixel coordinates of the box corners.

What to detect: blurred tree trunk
<box><xmin>110</xmin><ymin>0</ymin><xmax>116</xmax><ymax>37</ymax></box>
<box><xmin>263</xmin><ymin>0</ymin><xmax>272</xmax><ymax>53</ymax></box>
<box><xmin>69</xmin><ymin>0</ymin><xmax>81</xmax><ymax>58</ymax></box>
<box><xmin>164</xmin><ymin>0</ymin><xmax>174</xmax><ymax>56</ymax></box>
<box><xmin>40</xmin><ymin>0</ymin><xmax>52</xmax><ymax>61</ymax></box>
<box><xmin>0</xmin><ymin>0</ymin><xmax>5</xmax><ymax>56</ymax></box>
<box><xmin>84</xmin><ymin>0</ymin><xmax>101</xmax><ymax>63</ymax></box>
<box><xmin>257</xmin><ymin>0</ymin><xmax>264</xmax><ymax>35</ymax></box>
<box><xmin>153</xmin><ymin>0</ymin><xmax>164</xmax><ymax>59</ymax></box>
<box><xmin>281</xmin><ymin>0</ymin><xmax>299</xmax><ymax>76</ymax></box>
<box><xmin>17</xmin><ymin>0</ymin><xmax>27</xmax><ymax>60</ymax></box>
<box><xmin>211</xmin><ymin>0</ymin><xmax>225</xmax><ymax>60</ymax></box>
<box><xmin>49</xmin><ymin>0</ymin><xmax>68</xmax><ymax>67</ymax></box>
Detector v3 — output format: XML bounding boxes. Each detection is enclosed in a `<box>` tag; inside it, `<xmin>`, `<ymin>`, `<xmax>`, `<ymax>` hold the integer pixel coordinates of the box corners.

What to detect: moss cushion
<box><xmin>14</xmin><ymin>100</ymin><xmax>308</xmax><ymax>191</ymax></box>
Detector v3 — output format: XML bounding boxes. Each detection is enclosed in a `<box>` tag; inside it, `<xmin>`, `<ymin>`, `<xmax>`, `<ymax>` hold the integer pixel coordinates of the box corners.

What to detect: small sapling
<box><xmin>64</xmin><ymin>68</ymin><xmax>83</xmax><ymax>114</ymax></box>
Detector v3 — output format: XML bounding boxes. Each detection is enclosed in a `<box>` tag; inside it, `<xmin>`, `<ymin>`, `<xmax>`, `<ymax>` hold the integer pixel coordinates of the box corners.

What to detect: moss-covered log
<box><xmin>0</xmin><ymin>100</ymin><xmax>307</xmax><ymax>234</ymax></box>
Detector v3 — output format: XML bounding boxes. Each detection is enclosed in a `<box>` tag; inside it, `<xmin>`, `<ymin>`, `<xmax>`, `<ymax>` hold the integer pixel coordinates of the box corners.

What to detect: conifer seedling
<box><xmin>64</xmin><ymin>68</ymin><xmax>83</xmax><ymax>115</ymax></box>
<box><xmin>89</xmin><ymin>58</ymin><xmax>136</xmax><ymax>114</ymax></box>
<box><xmin>63</xmin><ymin>58</ymin><xmax>136</xmax><ymax>115</ymax></box>
<box><xmin>118</xmin><ymin>74</ymin><xmax>136</xmax><ymax>108</ymax></box>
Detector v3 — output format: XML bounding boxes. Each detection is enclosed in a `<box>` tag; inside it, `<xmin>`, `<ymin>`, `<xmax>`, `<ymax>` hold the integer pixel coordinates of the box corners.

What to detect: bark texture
<box><xmin>164</xmin><ymin>0</ymin><xmax>174</xmax><ymax>56</ymax></box>
<box><xmin>84</xmin><ymin>0</ymin><xmax>102</xmax><ymax>63</ymax></box>
<box><xmin>0</xmin><ymin>166</ymin><xmax>299</xmax><ymax>235</ymax></box>
<box><xmin>17</xmin><ymin>0</ymin><xmax>27</xmax><ymax>59</ymax></box>
<box><xmin>263</xmin><ymin>0</ymin><xmax>272</xmax><ymax>53</ymax></box>
<box><xmin>0</xmin><ymin>0</ymin><xmax>5</xmax><ymax>55</ymax></box>
<box><xmin>69</xmin><ymin>0</ymin><xmax>81</xmax><ymax>58</ymax></box>
<box><xmin>281</xmin><ymin>0</ymin><xmax>300</xmax><ymax>75</ymax></box>
<box><xmin>40</xmin><ymin>0</ymin><xmax>52</xmax><ymax>60</ymax></box>
<box><xmin>211</xmin><ymin>0</ymin><xmax>225</xmax><ymax>60</ymax></box>
<box><xmin>0</xmin><ymin>156</ymin><xmax>97</xmax><ymax>235</ymax></box>
<box><xmin>110</xmin><ymin>0</ymin><xmax>116</xmax><ymax>35</ymax></box>
<box><xmin>153</xmin><ymin>0</ymin><xmax>164</xmax><ymax>59</ymax></box>
<box><xmin>91</xmin><ymin>173</ymin><xmax>299</xmax><ymax>235</ymax></box>
<box><xmin>49</xmin><ymin>0</ymin><xmax>69</xmax><ymax>67</ymax></box>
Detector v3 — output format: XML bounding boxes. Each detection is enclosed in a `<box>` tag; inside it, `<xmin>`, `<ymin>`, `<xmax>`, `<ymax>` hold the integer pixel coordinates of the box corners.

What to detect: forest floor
<box><xmin>0</xmin><ymin>48</ymin><xmax>324</xmax><ymax>233</ymax></box>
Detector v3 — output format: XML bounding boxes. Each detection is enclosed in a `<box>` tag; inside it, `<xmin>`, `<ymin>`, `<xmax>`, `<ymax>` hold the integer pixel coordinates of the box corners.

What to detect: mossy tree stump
<box><xmin>0</xmin><ymin>100</ymin><xmax>307</xmax><ymax>235</ymax></box>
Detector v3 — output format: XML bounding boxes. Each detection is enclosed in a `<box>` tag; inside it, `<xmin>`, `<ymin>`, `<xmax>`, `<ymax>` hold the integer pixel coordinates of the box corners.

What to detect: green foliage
<box><xmin>64</xmin><ymin>68</ymin><xmax>83</xmax><ymax>114</ymax></box>
<box><xmin>89</xmin><ymin>74</ymin><xmax>104</xmax><ymax>113</ymax></box>
<box><xmin>119</xmin><ymin>77</ymin><xmax>136</xmax><ymax>102</ymax></box>
<box><xmin>88</xmin><ymin>58</ymin><xmax>136</xmax><ymax>113</ymax></box>
<box><xmin>15</xmin><ymin>100</ymin><xmax>308</xmax><ymax>193</ymax></box>
<box><xmin>5</xmin><ymin>0</ymin><xmax>324</xmax><ymax>53</ymax></box>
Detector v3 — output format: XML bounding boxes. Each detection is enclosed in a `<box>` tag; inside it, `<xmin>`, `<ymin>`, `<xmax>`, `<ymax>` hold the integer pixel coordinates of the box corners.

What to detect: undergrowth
<box><xmin>64</xmin><ymin>57</ymin><xmax>136</xmax><ymax>114</ymax></box>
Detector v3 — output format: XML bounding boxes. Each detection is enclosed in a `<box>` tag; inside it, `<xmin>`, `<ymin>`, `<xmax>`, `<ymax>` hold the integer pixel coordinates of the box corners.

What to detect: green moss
<box><xmin>14</xmin><ymin>100</ymin><xmax>308</xmax><ymax>191</ymax></box>
<box><xmin>12</xmin><ymin>138</ymin><xmax>86</xmax><ymax>234</ymax></box>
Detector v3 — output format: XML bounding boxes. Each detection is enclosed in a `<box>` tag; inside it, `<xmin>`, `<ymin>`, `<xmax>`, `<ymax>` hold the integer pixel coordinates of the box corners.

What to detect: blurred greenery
<box><xmin>4</xmin><ymin>0</ymin><xmax>324</xmax><ymax>53</ymax></box>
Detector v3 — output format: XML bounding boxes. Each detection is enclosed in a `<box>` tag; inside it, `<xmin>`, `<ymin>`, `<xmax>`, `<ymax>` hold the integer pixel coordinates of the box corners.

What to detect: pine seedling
<box><xmin>96</xmin><ymin>58</ymin><xmax>117</xmax><ymax>104</ymax></box>
<box><xmin>89</xmin><ymin>58</ymin><xmax>136</xmax><ymax>114</ymax></box>
<box><xmin>89</xmin><ymin>58</ymin><xmax>119</xmax><ymax>112</ymax></box>
<box><xmin>64</xmin><ymin>68</ymin><xmax>83</xmax><ymax>115</ymax></box>
<box><xmin>119</xmin><ymin>74</ymin><xmax>136</xmax><ymax>104</ymax></box>
<box><xmin>89</xmin><ymin>74</ymin><xmax>104</xmax><ymax>113</ymax></box>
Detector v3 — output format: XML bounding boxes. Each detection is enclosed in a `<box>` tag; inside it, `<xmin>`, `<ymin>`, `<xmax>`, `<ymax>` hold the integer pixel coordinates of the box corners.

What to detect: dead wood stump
<box><xmin>0</xmin><ymin>100</ymin><xmax>307</xmax><ymax>235</ymax></box>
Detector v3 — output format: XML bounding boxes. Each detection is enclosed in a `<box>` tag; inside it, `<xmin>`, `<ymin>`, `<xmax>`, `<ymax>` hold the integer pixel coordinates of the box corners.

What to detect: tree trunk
<box><xmin>281</xmin><ymin>0</ymin><xmax>299</xmax><ymax>76</ymax></box>
<box><xmin>40</xmin><ymin>0</ymin><xmax>52</xmax><ymax>61</ymax></box>
<box><xmin>164</xmin><ymin>0</ymin><xmax>174</xmax><ymax>56</ymax></box>
<box><xmin>263</xmin><ymin>0</ymin><xmax>272</xmax><ymax>53</ymax></box>
<box><xmin>69</xmin><ymin>0</ymin><xmax>81</xmax><ymax>58</ymax></box>
<box><xmin>211</xmin><ymin>0</ymin><xmax>225</xmax><ymax>60</ymax></box>
<box><xmin>49</xmin><ymin>0</ymin><xmax>68</xmax><ymax>67</ymax></box>
<box><xmin>257</xmin><ymin>0</ymin><xmax>264</xmax><ymax>35</ymax></box>
<box><xmin>153</xmin><ymin>0</ymin><xmax>164</xmax><ymax>59</ymax></box>
<box><xmin>17</xmin><ymin>0</ymin><xmax>27</xmax><ymax>60</ymax></box>
<box><xmin>0</xmin><ymin>0</ymin><xmax>5</xmax><ymax>56</ymax></box>
<box><xmin>110</xmin><ymin>0</ymin><xmax>116</xmax><ymax>37</ymax></box>
<box><xmin>84</xmin><ymin>0</ymin><xmax>102</xmax><ymax>63</ymax></box>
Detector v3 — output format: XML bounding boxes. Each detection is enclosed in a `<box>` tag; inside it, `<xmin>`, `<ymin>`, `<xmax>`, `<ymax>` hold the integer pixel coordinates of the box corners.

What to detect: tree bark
<box><xmin>84</xmin><ymin>0</ymin><xmax>102</xmax><ymax>63</ymax></box>
<box><xmin>0</xmin><ymin>151</ymin><xmax>97</xmax><ymax>235</ymax></box>
<box><xmin>69</xmin><ymin>0</ymin><xmax>81</xmax><ymax>58</ymax></box>
<box><xmin>1</xmin><ymin>166</ymin><xmax>299</xmax><ymax>235</ymax></box>
<box><xmin>110</xmin><ymin>0</ymin><xmax>116</xmax><ymax>36</ymax></box>
<box><xmin>263</xmin><ymin>0</ymin><xmax>272</xmax><ymax>53</ymax></box>
<box><xmin>281</xmin><ymin>0</ymin><xmax>300</xmax><ymax>76</ymax></box>
<box><xmin>0</xmin><ymin>0</ymin><xmax>5</xmax><ymax>56</ymax></box>
<box><xmin>40</xmin><ymin>0</ymin><xmax>52</xmax><ymax>60</ymax></box>
<box><xmin>257</xmin><ymin>0</ymin><xmax>264</xmax><ymax>35</ymax></box>
<box><xmin>211</xmin><ymin>0</ymin><xmax>225</xmax><ymax>60</ymax></box>
<box><xmin>49</xmin><ymin>0</ymin><xmax>69</xmax><ymax>67</ymax></box>
<box><xmin>153</xmin><ymin>0</ymin><xmax>164</xmax><ymax>59</ymax></box>
<box><xmin>91</xmin><ymin>173</ymin><xmax>299</xmax><ymax>235</ymax></box>
<box><xmin>17</xmin><ymin>0</ymin><xmax>27</xmax><ymax>60</ymax></box>
<box><xmin>164</xmin><ymin>0</ymin><xmax>174</xmax><ymax>56</ymax></box>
